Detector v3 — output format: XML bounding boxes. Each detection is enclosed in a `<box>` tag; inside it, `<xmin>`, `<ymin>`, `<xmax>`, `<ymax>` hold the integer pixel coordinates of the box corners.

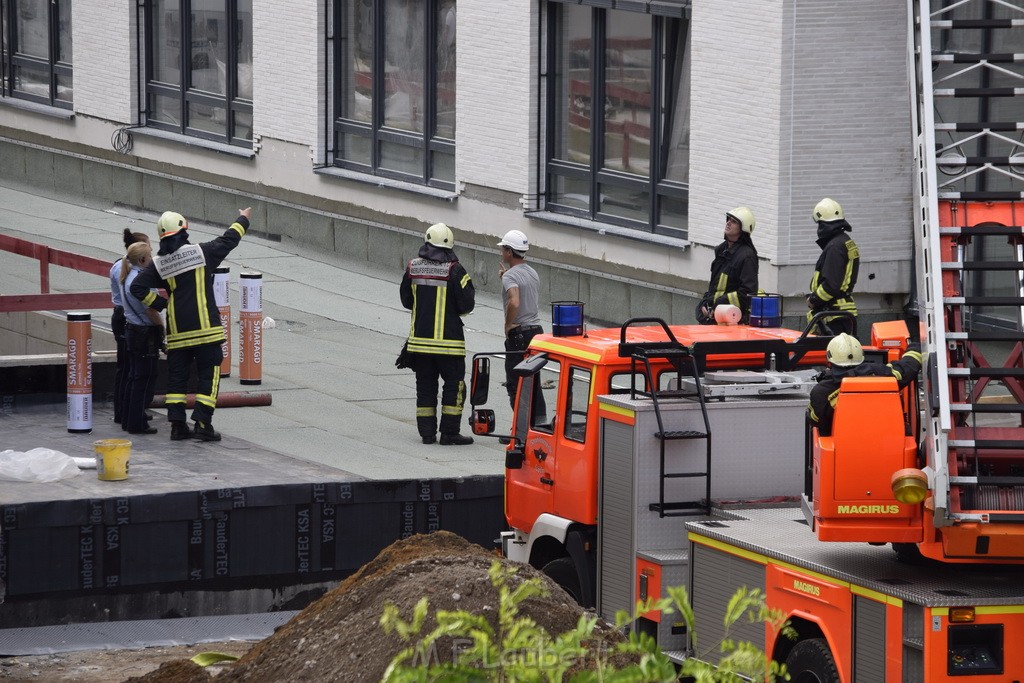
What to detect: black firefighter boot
<box><xmin>170</xmin><ymin>421</ymin><xmax>192</xmax><ymax>441</ymax></box>
<box><xmin>193</xmin><ymin>421</ymin><xmax>222</xmax><ymax>442</ymax></box>
<box><xmin>417</xmin><ymin>415</ymin><xmax>438</xmax><ymax>444</ymax></box>
<box><xmin>439</xmin><ymin>414</ymin><xmax>473</xmax><ymax>446</ymax></box>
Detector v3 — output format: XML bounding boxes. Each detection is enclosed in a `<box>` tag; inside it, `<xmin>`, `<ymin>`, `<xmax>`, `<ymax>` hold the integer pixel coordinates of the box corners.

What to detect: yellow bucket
<box><xmin>94</xmin><ymin>439</ymin><xmax>131</xmax><ymax>481</ymax></box>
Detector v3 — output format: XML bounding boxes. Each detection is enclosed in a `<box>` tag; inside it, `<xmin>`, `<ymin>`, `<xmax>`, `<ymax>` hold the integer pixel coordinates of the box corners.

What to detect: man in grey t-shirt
<box><xmin>498</xmin><ymin>230</ymin><xmax>544</xmax><ymax>408</ymax></box>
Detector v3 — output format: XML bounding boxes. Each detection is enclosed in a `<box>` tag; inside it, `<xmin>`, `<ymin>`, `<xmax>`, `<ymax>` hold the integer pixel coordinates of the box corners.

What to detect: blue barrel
<box><xmin>551</xmin><ymin>301</ymin><xmax>585</xmax><ymax>337</ymax></box>
<box><xmin>750</xmin><ymin>294</ymin><xmax>782</xmax><ymax>328</ymax></box>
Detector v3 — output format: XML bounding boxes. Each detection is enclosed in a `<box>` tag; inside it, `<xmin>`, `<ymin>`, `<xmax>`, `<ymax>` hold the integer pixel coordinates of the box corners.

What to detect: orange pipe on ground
<box><xmin>149</xmin><ymin>391</ymin><xmax>272</xmax><ymax>409</ymax></box>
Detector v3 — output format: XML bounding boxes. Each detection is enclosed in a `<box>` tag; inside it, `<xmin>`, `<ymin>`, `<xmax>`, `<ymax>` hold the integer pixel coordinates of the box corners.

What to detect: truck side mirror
<box><xmin>471</xmin><ymin>356</ymin><xmax>490</xmax><ymax>405</ymax></box>
<box><xmin>505</xmin><ymin>448</ymin><xmax>525</xmax><ymax>469</ymax></box>
<box><xmin>470</xmin><ymin>409</ymin><xmax>495</xmax><ymax>435</ymax></box>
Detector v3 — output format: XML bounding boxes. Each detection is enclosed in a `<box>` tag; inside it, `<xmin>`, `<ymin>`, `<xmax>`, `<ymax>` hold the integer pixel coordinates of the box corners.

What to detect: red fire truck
<box><xmin>467</xmin><ymin>1</ymin><xmax>1024</xmax><ymax>679</ymax></box>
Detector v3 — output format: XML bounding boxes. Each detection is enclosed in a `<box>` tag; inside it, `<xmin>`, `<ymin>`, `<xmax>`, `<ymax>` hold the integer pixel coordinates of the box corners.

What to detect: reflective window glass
<box><xmin>334</xmin><ymin>0</ymin><xmax>456</xmax><ymax>187</ymax></box>
<box><xmin>146</xmin><ymin>0</ymin><xmax>252</xmax><ymax>145</ymax></box>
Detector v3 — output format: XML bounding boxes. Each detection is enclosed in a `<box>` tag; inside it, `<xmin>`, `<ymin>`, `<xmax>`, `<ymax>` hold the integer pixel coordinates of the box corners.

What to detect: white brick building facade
<box><xmin>0</xmin><ymin>0</ymin><xmax>916</xmax><ymax>323</ymax></box>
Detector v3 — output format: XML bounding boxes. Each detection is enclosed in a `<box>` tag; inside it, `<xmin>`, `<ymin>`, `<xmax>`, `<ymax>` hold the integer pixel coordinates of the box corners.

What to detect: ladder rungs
<box><xmin>939</xmin><ymin>191</ymin><xmax>1024</xmax><ymax>201</ymax></box>
<box><xmin>655</xmin><ymin>430</ymin><xmax>708</xmax><ymax>440</ymax></box>
<box><xmin>931</xmin><ymin>19</ymin><xmax>1024</xmax><ymax>29</ymax></box>
<box><xmin>935</xmin><ymin>122</ymin><xmax>1024</xmax><ymax>132</ymax></box>
<box><xmin>951</xmin><ymin>403</ymin><xmax>1024</xmax><ymax>413</ymax></box>
<box><xmin>934</xmin><ymin>88</ymin><xmax>1024</xmax><ymax>98</ymax></box>
<box><xmin>948</xmin><ymin>367</ymin><xmax>1024</xmax><ymax>378</ymax></box>
<box><xmin>942</xmin><ymin>261</ymin><xmax>1024</xmax><ymax>271</ymax></box>
<box><xmin>951</xmin><ymin>476</ymin><xmax>1024</xmax><ymax>488</ymax></box>
<box><xmin>946</xmin><ymin>330</ymin><xmax>1024</xmax><ymax>341</ymax></box>
<box><xmin>940</xmin><ymin>226</ymin><xmax>1024</xmax><ymax>237</ymax></box>
<box><xmin>944</xmin><ymin>296</ymin><xmax>1024</xmax><ymax>305</ymax></box>
<box><xmin>933</xmin><ymin>53</ymin><xmax>1024</xmax><ymax>64</ymax></box>
<box><xmin>936</xmin><ymin>156</ymin><xmax>1024</xmax><ymax>166</ymax></box>
<box><xmin>950</xmin><ymin>439</ymin><xmax>1024</xmax><ymax>449</ymax></box>
<box><xmin>664</xmin><ymin>471</ymin><xmax>708</xmax><ymax>479</ymax></box>
<box><xmin>649</xmin><ymin>501</ymin><xmax>708</xmax><ymax>515</ymax></box>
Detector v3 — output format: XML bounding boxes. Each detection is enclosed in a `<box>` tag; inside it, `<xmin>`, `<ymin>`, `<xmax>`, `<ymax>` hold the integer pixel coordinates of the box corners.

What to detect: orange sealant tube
<box><xmin>239</xmin><ymin>272</ymin><xmax>262</xmax><ymax>385</ymax></box>
<box><xmin>214</xmin><ymin>267</ymin><xmax>231</xmax><ymax>377</ymax></box>
<box><xmin>67</xmin><ymin>312</ymin><xmax>93</xmax><ymax>433</ymax></box>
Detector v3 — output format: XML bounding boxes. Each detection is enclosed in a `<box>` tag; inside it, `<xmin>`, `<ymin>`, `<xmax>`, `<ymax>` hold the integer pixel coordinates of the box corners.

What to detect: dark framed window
<box><xmin>0</xmin><ymin>0</ymin><xmax>72</xmax><ymax>108</ymax></box>
<box><xmin>545</xmin><ymin>2</ymin><xmax>690</xmax><ymax>239</ymax></box>
<box><xmin>333</xmin><ymin>0</ymin><xmax>456</xmax><ymax>190</ymax></box>
<box><xmin>144</xmin><ymin>0</ymin><xmax>253</xmax><ymax>146</ymax></box>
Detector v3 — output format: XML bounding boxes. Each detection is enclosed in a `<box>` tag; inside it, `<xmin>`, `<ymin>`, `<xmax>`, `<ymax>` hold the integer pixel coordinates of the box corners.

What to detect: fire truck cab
<box><xmin>470</xmin><ymin>315</ymin><xmax>831</xmax><ymax>608</ymax></box>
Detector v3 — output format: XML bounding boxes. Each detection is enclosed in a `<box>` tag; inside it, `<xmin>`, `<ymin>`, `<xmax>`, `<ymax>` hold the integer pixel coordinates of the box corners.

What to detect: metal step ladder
<box><xmin>911</xmin><ymin>0</ymin><xmax>1024</xmax><ymax>526</ymax></box>
<box><xmin>618</xmin><ymin>318</ymin><xmax>712</xmax><ymax>517</ymax></box>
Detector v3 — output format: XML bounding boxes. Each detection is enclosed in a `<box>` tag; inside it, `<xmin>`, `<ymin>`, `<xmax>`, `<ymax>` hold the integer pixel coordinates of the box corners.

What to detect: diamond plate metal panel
<box><xmin>688</xmin><ymin>508</ymin><xmax>1024</xmax><ymax>607</ymax></box>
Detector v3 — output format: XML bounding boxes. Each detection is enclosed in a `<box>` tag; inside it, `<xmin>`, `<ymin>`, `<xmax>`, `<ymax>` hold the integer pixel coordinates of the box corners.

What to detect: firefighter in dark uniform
<box><xmin>807</xmin><ymin>198</ymin><xmax>859</xmax><ymax>336</ymax></box>
<box><xmin>809</xmin><ymin>333</ymin><xmax>922</xmax><ymax>436</ymax></box>
<box><xmin>696</xmin><ymin>207</ymin><xmax>759</xmax><ymax>324</ymax></box>
<box><xmin>400</xmin><ymin>223</ymin><xmax>476</xmax><ymax>445</ymax></box>
<box><xmin>131</xmin><ymin>207</ymin><xmax>252</xmax><ymax>441</ymax></box>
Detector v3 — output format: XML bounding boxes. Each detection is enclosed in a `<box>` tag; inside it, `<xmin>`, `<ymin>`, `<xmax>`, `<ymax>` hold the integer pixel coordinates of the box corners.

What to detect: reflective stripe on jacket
<box><xmin>400</xmin><ymin>256</ymin><xmax>475</xmax><ymax>356</ymax></box>
<box><xmin>131</xmin><ymin>217</ymin><xmax>247</xmax><ymax>350</ymax></box>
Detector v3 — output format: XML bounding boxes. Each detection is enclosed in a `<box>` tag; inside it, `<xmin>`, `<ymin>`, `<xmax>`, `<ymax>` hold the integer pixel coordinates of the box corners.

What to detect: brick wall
<box><xmin>73</xmin><ymin>0</ymin><xmax>136</xmax><ymax>123</ymax></box>
<box><xmin>689</xmin><ymin>0</ymin><xmax>785</xmax><ymax>260</ymax></box>
<box><xmin>781</xmin><ymin>0</ymin><xmax>913</xmax><ymax>268</ymax></box>
<box><xmin>252</xmin><ymin>0</ymin><xmax>323</xmax><ymax>153</ymax></box>
<box><xmin>456</xmin><ymin>0</ymin><xmax>538</xmax><ymax>195</ymax></box>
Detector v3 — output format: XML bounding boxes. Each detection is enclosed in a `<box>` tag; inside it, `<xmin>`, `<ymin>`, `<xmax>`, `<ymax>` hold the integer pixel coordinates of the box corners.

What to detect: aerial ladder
<box><xmin>906</xmin><ymin>0</ymin><xmax>1024</xmax><ymax>561</ymax></box>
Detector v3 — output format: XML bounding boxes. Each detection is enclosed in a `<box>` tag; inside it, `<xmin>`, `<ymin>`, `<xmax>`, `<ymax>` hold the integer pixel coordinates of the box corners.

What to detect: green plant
<box><xmin>380</xmin><ymin>561</ymin><xmax>790</xmax><ymax>682</ymax></box>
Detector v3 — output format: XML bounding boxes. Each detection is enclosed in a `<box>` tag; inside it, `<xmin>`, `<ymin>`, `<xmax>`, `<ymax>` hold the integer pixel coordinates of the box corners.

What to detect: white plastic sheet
<box><xmin>0</xmin><ymin>448</ymin><xmax>81</xmax><ymax>483</ymax></box>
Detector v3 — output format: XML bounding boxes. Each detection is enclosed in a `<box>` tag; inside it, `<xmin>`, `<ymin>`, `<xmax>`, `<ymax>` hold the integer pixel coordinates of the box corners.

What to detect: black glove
<box><xmin>807</xmin><ymin>293</ymin><xmax>824</xmax><ymax>310</ymax></box>
<box><xmin>395</xmin><ymin>342</ymin><xmax>415</xmax><ymax>370</ymax></box>
<box><xmin>906</xmin><ymin>342</ymin><xmax>921</xmax><ymax>355</ymax></box>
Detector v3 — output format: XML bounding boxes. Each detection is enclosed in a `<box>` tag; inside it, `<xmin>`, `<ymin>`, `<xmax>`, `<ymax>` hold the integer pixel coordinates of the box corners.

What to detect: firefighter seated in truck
<box><xmin>808</xmin><ymin>333</ymin><xmax>923</xmax><ymax>436</ymax></box>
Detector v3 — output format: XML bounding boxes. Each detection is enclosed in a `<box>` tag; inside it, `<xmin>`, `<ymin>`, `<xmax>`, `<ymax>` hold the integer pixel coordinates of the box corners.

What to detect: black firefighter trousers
<box><xmin>413</xmin><ymin>354</ymin><xmax>466</xmax><ymax>439</ymax></box>
<box><xmin>166</xmin><ymin>341</ymin><xmax>223</xmax><ymax>426</ymax></box>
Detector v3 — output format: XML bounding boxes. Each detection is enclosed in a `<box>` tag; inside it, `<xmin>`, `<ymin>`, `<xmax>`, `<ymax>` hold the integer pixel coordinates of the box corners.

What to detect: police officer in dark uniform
<box><xmin>697</xmin><ymin>207</ymin><xmax>759</xmax><ymax>324</ymax></box>
<box><xmin>400</xmin><ymin>223</ymin><xmax>476</xmax><ymax>445</ymax></box>
<box><xmin>807</xmin><ymin>198</ymin><xmax>860</xmax><ymax>336</ymax></box>
<box><xmin>809</xmin><ymin>333</ymin><xmax>922</xmax><ymax>436</ymax></box>
<box><xmin>131</xmin><ymin>207</ymin><xmax>251</xmax><ymax>441</ymax></box>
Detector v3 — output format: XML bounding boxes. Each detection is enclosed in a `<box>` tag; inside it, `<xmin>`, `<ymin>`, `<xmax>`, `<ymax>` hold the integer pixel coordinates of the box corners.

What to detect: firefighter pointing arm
<box><xmin>130</xmin><ymin>207</ymin><xmax>252</xmax><ymax>442</ymax></box>
<box><xmin>808</xmin><ymin>334</ymin><xmax>923</xmax><ymax>437</ymax></box>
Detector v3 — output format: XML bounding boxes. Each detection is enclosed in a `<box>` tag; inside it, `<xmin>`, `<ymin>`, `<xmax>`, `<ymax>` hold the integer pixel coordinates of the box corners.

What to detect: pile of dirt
<box><xmin>129</xmin><ymin>531</ymin><xmax>633</xmax><ymax>682</ymax></box>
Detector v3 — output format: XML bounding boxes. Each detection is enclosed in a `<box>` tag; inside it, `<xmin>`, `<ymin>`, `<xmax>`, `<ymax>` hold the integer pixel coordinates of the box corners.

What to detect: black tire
<box><xmin>892</xmin><ymin>542</ymin><xmax>925</xmax><ymax>565</ymax></box>
<box><xmin>542</xmin><ymin>557</ymin><xmax>583</xmax><ymax>605</ymax></box>
<box><xmin>784</xmin><ymin>638</ymin><xmax>840</xmax><ymax>683</ymax></box>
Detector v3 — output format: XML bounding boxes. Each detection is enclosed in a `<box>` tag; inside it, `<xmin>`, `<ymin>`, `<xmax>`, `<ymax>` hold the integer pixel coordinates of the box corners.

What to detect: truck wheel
<box><xmin>542</xmin><ymin>557</ymin><xmax>583</xmax><ymax>604</ymax></box>
<box><xmin>892</xmin><ymin>542</ymin><xmax>924</xmax><ymax>565</ymax></box>
<box><xmin>784</xmin><ymin>638</ymin><xmax>840</xmax><ymax>683</ymax></box>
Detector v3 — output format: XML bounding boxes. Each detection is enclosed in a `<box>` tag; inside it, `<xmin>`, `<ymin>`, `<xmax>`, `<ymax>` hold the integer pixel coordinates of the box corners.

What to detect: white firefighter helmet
<box><xmin>826</xmin><ymin>333</ymin><xmax>864</xmax><ymax>367</ymax></box>
<box><xmin>497</xmin><ymin>229</ymin><xmax>530</xmax><ymax>253</ymax></box>
<box><xmin>425</xmin><ymin>223</ymin><xmax>455</xmax><ymax>248</ymax></box>
<box><xmin>714</xmin><ymin>304</ymin><xmax>742</xmax><ymax>325</ymax></box>
<box><xmin>812</xmin><ymin>197</ymin><xmax>844</xmax><ymax>223</ymax></box>
<box><xmin>157</xmin><ymin>211</ymin><xmax>188</xmax><ymax>239</ymax></box>
<box><xmin>725</xmin><ymin>207</ymin><xmax>756</xmax><ymax>234</ymax></box>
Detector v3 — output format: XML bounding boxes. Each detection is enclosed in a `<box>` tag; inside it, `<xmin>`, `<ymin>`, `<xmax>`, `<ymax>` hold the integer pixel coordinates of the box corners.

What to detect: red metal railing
<box><xmin>0</xmin><ymin>234</ymin><xmax>113</xmax><ymax>312</ymax></box>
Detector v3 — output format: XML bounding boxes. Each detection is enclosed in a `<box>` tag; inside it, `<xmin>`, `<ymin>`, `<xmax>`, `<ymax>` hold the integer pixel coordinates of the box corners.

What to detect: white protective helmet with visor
<box><xmin>725</xmin><ymin>207</ymin><xmax>756</xmax><ymax>234</ymax></box>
